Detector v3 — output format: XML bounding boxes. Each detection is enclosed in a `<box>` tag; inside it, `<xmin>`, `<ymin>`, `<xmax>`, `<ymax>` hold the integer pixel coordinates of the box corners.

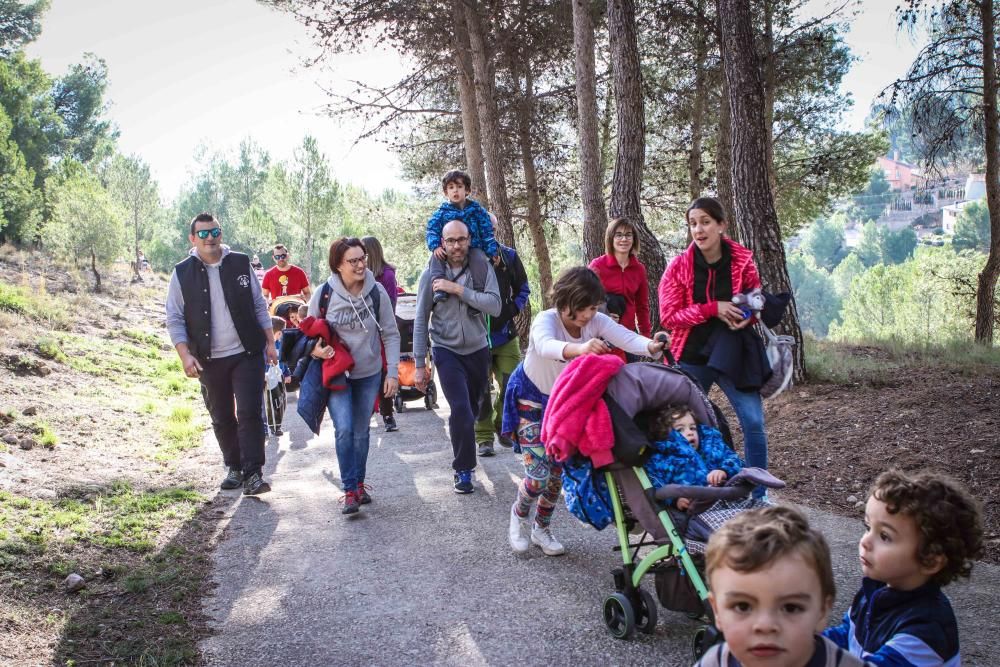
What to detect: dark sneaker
<box><xmin>274</xmin><ymin>426</ymin><xmax>283</xmax><ymax>436</ymax></box>
<box><xmin>497</xmin><ymin>433</ymin><xmax>515</xmax><ymax>449</ymax></box>
<box><xmin>220</xmin><ymin>467</ymin><xmax>243</xmax><ymax>490</ymax></box>
<box><xmin>341</xmin><ymin>490</ymin><xmax>360</xmax><ymax>514</ymax></box>
<box><xmin>242</xmin><ymin>471</ymin><xmax>271</xmax><ymax>496</ymax></box>
<box><xmin>433</xmin><ymin>290</ymin><xmax>449</xmax><ymax>304</ymax></box>
<box><xmin>477</xmin><ymin>441</ymin><xmax>495</xmax><ymax>457</ymax></box>
<box><xmin>357</xmin><ymin>482</ymin><xmax>372</xmax><ymax>505</ymax></box>
<box><xmin>384</xmin><ymin>415</ymin><xmax>399</xmax><ymax>432</ymax></box>
<box><xmin>453</xmin><ymin>469</ymin><xmax>474</xmax><ymax>494</ymax></box>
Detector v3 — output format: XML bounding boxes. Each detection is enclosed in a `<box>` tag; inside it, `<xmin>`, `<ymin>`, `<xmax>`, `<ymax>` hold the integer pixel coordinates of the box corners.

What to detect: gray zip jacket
<box><xmin>307</xmin><ymin>270</ymin><xmax>401</xmax><ymax>380</ymax></box>
<box><xmin>412</xmin><ymin>259</ymin><xmax>501</xmax><ymax>367</ymax></box>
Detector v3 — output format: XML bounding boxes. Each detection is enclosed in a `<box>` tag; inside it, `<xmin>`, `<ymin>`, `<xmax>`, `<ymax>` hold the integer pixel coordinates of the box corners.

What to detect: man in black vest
<box><xmin>165</xmin><ymin>213</ymin><xmax>277</xmax><ymax>495</ymax></box>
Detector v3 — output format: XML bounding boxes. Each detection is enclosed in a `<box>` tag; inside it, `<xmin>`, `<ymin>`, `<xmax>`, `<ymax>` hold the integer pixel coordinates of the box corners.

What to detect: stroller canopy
<box><xmin>605</xmin><ymin>362</ymin><xmax>719</xmax><ymax>430</ymax></box>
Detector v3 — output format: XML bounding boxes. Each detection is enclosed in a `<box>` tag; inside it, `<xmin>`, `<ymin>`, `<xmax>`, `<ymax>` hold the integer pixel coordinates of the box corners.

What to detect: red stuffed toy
<box><xmin>298</xmin><ymin>316</ymin><xmax>354</xmax><ymax>391</ymax></box>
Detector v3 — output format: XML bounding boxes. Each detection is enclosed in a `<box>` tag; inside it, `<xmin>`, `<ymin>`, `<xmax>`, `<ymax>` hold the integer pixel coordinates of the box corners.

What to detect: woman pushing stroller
<box><xmin>501</xmin><ymin>266</ymin><xmax>667</xmax><ymax>556</ymax></box>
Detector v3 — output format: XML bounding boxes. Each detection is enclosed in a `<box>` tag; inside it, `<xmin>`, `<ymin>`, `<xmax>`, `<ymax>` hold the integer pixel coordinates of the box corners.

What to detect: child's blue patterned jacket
<box><xmin>645</xmin><ymin>426</ymin><xmax>743</xmax><ymax>498</ymax></box>
<box><xmin>426</xmin><ymin>198</ymin><xmax>498</xmax><ymax>257</ymax></box>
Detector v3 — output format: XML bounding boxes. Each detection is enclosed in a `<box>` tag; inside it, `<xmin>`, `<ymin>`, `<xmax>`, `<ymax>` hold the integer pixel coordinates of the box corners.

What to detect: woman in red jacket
<box><xmin>588</xmin><ymin>218</ymin><xmax>652</xmax><ymax>342</ymax></box>
<box><xmin>658</xmin><ymin>197</ymin><xmax>768</xmax><ymax>497</ymax></box>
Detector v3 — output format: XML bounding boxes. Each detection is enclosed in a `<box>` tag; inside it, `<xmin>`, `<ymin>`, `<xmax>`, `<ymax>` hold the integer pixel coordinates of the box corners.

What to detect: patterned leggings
<box><xmin>512</xmin><ymin>399</ymin><xmax>563</xmax><ymax>528</ymax></box>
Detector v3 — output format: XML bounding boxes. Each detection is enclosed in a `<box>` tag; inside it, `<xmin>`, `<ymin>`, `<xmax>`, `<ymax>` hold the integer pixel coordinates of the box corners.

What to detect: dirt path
<box><xmin>199</xmin><ymin>393</ymin><xmax>1000</xmax><ymax>666</ymax></box>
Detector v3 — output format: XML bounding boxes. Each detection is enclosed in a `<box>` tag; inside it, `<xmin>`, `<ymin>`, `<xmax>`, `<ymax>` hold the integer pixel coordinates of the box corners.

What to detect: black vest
<box><xmin>175</xmin><ymin>252</ymin><xmax>265</xmax><ymax>362</ymax></box>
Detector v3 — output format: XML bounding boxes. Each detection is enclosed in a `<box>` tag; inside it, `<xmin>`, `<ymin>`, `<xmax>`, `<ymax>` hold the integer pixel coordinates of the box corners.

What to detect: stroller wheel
<box><xmin>602</xmin><ymin>592</ymin><xmax>635</xmax><ymax>640</ymax></box>
<box><xmin>395</xmin><ymin>394</ymin><xmax>406</xmax><ymax>413</ymax></box>
<box><xmin>427</xmin><ymin>382</ymin><xmax>439</xmax><ymax>410</ymax></box>
<box><xmin>635</xmin><ymin>587</ymin><xmax>658</xmax><ymax>634</ymax></box>
<box><xmin>693</xmin><ymin>625</ymin><xmax>722</xmax><ymax>660</ymax></box>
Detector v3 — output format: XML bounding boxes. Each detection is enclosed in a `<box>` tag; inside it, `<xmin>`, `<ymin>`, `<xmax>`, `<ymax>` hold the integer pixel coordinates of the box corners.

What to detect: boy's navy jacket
<box><xmin>824</xmin><ymin>577</ymin><xmax>960</xmax><ymax>667</ymax></box>
<box><xmin>645</xmin><ymin>426</ymin><xmax>743</xmax><ymax>497</ymax></box>
<box><xmin>426</xmin><ymin>198</ymin><xmax>498</xmax><ymax>257</ymax></box>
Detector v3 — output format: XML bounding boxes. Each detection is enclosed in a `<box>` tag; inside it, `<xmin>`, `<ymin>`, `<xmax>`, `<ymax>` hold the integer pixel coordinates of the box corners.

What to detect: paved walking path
<box><xmin>200</xmin><ymin>393</ymin><xmax>1000</xmax><ymax>666</ymax></box>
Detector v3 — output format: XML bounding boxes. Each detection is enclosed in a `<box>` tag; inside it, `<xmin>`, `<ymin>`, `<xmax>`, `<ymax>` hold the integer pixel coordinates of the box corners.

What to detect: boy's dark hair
<box><xmin>871</xmin><ymin>469</ymin><xmax>983</xmax><ymax>586</ymax></box>
<box><xmin>706</xmin><ymin>505</ymin><xmax>836</xmax><ymax>604</ymax></box>
<box><xmin>271</xmin><ymin>316</ymin><xmax>285</xmax><ymax>334</ymax></box>
<box><xmin>189</xmin><ymin>212</ymin><xmax>217</xmax><ymax>235</ymax></box>
<box><xmin>686</xmin><ymin>197</ymin><xmax>727</xmax><ymax>225</ymax></box>
<box><xmin>647</xmin><ymin>404</ymin><xmax>695</xmax><ymax>441</ymax></box>
<box><xmin>549</xmin><ymin>266</ymin><xmax>605</xmax><ymax>315</ymax></box>
<box><xmin>442</xmin><ymin>169</ymin><xmax>472</xmax><ymax>192</ymax></box>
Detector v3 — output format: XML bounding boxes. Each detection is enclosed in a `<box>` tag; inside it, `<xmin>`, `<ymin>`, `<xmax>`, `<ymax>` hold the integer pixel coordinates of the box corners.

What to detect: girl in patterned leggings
<box><xmin>501</xmin><ymin>267</ymin><xmax>666</xmax><ymax>556</ymax></box>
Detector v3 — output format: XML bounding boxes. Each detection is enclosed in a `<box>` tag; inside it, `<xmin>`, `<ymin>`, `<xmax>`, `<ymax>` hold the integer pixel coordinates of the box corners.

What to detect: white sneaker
<box><xmin>530</xmin><ymin>525</ymin><xmax>566</xmax><ymax>556</ymax></box>
<box><xmin>508</xmin><ymin>505</ymin><xmax>530</xmax><ymax>553</ymax></box>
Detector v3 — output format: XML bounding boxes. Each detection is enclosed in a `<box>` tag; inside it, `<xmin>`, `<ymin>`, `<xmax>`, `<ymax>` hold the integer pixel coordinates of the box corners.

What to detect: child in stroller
<box><xmin>555</xmin><ymin>360</ymin><xmax>782</xmax><ymax>649</ymax></box>
<box><xmin>393</xmin><ymin>293</ymin><xmax>438</xmax><ymax>412</ymax></box>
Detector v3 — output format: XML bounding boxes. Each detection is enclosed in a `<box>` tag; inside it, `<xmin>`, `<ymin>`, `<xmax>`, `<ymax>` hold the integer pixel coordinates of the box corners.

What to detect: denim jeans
<box><xmin>433</xmin><ymin>345</ymin><xmax>491</xmax><ymax>472</ymax></box>
<box><xmin>680</xmin><ymin>362</ymin><xmax>768</xmax><ymax>498</ymax></box>
<box><xmin>326</xmin><ymin>372</ymin><xmax>383</xmax><ymax>491</ymax></box>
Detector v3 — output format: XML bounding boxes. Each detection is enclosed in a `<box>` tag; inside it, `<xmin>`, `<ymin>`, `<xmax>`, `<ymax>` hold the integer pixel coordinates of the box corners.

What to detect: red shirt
<box><xmin>588</xmin><ymin>253</ymin><xmax>652</xmax><ymax>336</ymax></box>
<box><xmin>262</xmin><ymin>265</ymin><xmax>310</xmax><ymax>298</ymax></box>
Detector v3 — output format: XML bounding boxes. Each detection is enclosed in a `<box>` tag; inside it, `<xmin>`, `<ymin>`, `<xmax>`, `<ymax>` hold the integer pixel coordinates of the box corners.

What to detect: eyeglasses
<box><xmin>273</xmin><ymin>253</ymin><xmax>287</xmax><ymax>260</ymax></box>
<box><xmin>614</xmin><ymin>233</ymin><xmax>633</xmax><ymax>240</ymax></box>
<box><xmin>442</xmin><ymin>236</ymin><xmax>470</xmax><ymax>246</ymax></box>
<box><xmin>344</xmin><ymin>255</ymin><xmax>367</xmax><ymax>267</ymax></box>
<box><xmin>195</xmin><ymin>227</ymin><xmax>222</xmax><ymax>239</ymax></box>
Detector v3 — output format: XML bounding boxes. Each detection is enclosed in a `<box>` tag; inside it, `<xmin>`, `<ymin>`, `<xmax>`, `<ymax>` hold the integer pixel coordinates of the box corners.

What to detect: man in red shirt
<box><xmin>261</xmin><ymin>244</ymin><xmax>312</xmax><ymax>301</ymax></box>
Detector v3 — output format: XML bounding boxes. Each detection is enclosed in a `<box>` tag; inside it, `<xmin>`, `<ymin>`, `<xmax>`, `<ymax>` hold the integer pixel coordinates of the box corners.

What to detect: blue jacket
<box><xmin>645</xmin><ymin>427</ymin><xmax>743</xmax><ymax>499</ymax></box>
<box><xmin>296</xmin><ymin>356</ymin><xmax>328</xmax><ymax>435</ymax></box>
<box><xmin>426</xmin><ymin>198</ymin><xmax>498</xmax><ymax>257</ymax></box>
<box><xmin>824</xmin><ymin>578</ymin><xmax>960</xmax><ymax>667</ymax></box>
<box><xmin>489</xmin><ymin>245</ymin><xmax>530</xmax><ymax>348</ymax></box>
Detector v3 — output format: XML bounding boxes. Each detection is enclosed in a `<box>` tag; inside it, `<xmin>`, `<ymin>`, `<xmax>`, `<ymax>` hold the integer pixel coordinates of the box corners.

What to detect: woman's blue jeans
<box><xmin>680</xmin><ymin>362</ymin><xmax>768</xmax><ymax>498</ymax></box>
<box><xmin>326</xmin><ymin>372</ymin><xmax>382</xmax><ymax>492</ymax></box>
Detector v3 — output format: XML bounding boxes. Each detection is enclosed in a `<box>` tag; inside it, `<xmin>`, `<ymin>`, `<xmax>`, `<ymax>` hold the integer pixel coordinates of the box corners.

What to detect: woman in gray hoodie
<box><xmin>308</xmin><ymin>237</ymin><xmax>401</xmax><ymax>515</ymax></box>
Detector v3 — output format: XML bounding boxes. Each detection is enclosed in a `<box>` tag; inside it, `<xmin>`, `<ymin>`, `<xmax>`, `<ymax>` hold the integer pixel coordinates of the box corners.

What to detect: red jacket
<box><xmin>588</xmin><ymin>254</ymin><xmax>652</xmax><ymax>336</ymax></box>
<box><xmin>541</xmin><ymin>353</ymin><xmax>623</xmax><ymax>468</ymax></box>
<box><xmin>657</xmin><ymin>239</ymin><xmax>761</xmax><ymax>362</ymax></box>
<box><xmin>298</xmin><ymin>316</ymin><xmax>354</xmax><ymax>391</ymax></box>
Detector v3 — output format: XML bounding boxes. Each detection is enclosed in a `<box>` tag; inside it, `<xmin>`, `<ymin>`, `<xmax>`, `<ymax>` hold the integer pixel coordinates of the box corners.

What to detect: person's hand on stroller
<box><xmin>414</xmin><ymin>366</ymin><xmax>428</xmax><ymax>392</ymax></box>
<box><xmin>384</xmin><ymin>376</ymin><xmax>399</xmax><ymax>398</ymax></box>
<box><xmin>311</xmin><ymin>340</ymin><xmax>335</xmax><ymax>360</ymax></box>
<box><xmin>706</xmin><ymin>469</ymin><xmax>728</xmax><ymax>486</ymax></box>
<box><xmin>565</xmin><ymin>337</ymin><xmax>612</xmax><ymax>359</ymax></box>
<box><xmin>647</xmin><ymin>332</ymin><xmax>669</xmax><ymax>357</ymax></box>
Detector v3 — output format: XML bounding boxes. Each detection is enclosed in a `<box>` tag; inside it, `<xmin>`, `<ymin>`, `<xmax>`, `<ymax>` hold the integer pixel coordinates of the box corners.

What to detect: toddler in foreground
<box><xmin>824</xmin><ymin>470</ymin><xmax>982</xmax><ymax>666</ymax></box>
<box><xmin>694</xmin><ymin>505</ymin><xmax>870</xmax><ymax>667</ymax></box>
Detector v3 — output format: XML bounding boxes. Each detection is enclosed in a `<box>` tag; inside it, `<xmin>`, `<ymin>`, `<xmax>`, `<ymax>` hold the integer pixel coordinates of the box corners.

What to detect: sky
<box><xmin>25</xmin><ymin>0</ymin><xmax>923</xmax><ymax>203</ymax></box>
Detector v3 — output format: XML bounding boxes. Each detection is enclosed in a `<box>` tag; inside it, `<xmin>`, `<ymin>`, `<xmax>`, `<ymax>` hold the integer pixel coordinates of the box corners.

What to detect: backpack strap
<box><xmin>318</xmin><ymin>282</ymin><xmax>333</xmax><ymax>319</ymax></box>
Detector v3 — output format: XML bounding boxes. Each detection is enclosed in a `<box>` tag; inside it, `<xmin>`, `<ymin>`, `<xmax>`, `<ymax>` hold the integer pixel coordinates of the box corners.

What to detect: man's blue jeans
<box><xmin>326</xmin><ymin>372</ymin><xmax>382</xmax><ymax>492</ymax></box>
<box><xmin>680</xmin><ymin>362</ymin><xmax>768</xmax><ymax>498</ymax></box>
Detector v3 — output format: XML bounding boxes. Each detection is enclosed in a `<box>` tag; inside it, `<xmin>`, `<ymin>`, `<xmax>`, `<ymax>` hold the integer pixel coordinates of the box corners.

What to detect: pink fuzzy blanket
<box><xmin>541</xmin><ymin>353</ymin><xmax>624</xmax><ymax>467</ymax></box>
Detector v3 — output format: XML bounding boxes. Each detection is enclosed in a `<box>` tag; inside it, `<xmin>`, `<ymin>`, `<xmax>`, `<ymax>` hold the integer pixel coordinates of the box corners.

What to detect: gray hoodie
<box><xmin>412</xmin><ymin>260</ymin><xmax>501</xmax><ymax>367</ymax></box>
<box><xmin>307</xmin><ymin>269</ymin><xmax>401</xmax><ymax>380</ymax></box>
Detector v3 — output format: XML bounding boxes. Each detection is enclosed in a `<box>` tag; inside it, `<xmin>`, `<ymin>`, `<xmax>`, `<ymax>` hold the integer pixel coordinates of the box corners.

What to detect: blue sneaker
<box><xmin>453</xmin><ymin>469</ymin><xmax>474</xmax><ymax>494</ymax></box>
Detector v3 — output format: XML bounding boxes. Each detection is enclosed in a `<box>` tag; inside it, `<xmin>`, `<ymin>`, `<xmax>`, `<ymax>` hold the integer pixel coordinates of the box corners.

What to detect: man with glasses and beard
<box><xmin>413</xmin><ymin>219</ymin><xmax>501</xmax><ymax>494</ymax></box>
<box><xmin>261</xmin><ymin>243</ymin><xmax>312</xmax><ymax>301</ymax></box>
<box><xmin>165</xmin><ymin>213</ymin><xmax>277</xmax><ymax>495</ymax></box>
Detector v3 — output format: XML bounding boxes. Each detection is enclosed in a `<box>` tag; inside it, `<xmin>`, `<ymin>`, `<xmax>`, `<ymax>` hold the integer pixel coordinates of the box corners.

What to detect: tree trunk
<box><xmin>718</xmin><ymin>0</ymin><xmax>804</xmax><ymax>380</ymax></box>
<box><xmin>133</xmin><ymin>218</ymin><xmax>142</xmax><ymax>283</ymax></box>
<box><xmin>976</xmin><ymin>0</ymin><xmax>1000</xmax><ymax>344</ymax></box>
<box><xmin>607</xmin><ymin>0</ymin><xmax>665</xmax><ymax>325</ymax></box>
<box><xmin>452</xmin><ymin>0</ymin><xmax>488</xmax><ymax>206</ymax></box>
<box><xmin>574</xmin><ymin>0</ymin><xmax>608</xmax><ymax>262</ymax></box>
<box><xmin>714</xmin><ymin>17</ymin><xmax>736</xmax><ymax>229</ymax></box>
<box><xmin>600</xmin><ymin>79</ymin><xmax>614</xmax><ymax>177</ymax></box>
<box><xmin>517</xmin><ymin>65</ymin><xmax>554</xmax><ymax>307</ymax></box>
<box><xmin>464</xmin><ymin>2</ymin><xmax>515</xmax><ymax>248</ymax></box>
<box><xmin>762</xmin><ymin>0</ymin><xmax>778</xmax><ymax>197</ymax></box>
<box><xmin>91</xmin><ymin>248</ymin><xmax>102</xmax><ymax>293</ymax></box>
<box><xmin>689</xmin><ymin>2</ymin><xmax>709</xmax><ymax>201</ymax></box>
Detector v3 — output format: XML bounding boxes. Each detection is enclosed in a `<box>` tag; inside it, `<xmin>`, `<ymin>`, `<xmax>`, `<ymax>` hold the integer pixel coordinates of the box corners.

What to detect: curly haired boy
<box><xmin>824</xmin><ymin>469</ymin><xmax>983</xmax><ymax>666</ymax></box>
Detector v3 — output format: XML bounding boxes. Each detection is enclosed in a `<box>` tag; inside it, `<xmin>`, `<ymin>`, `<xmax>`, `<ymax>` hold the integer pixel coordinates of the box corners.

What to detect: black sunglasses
<box><xmin>273</xmin><ymin>253</ymin><xmax>288</xmax><ymax>260</ymax></box>
<box><xmin>195</xmin><ymin>227</ymin><xmax>222</xmax><ymax>239</ymax></box>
